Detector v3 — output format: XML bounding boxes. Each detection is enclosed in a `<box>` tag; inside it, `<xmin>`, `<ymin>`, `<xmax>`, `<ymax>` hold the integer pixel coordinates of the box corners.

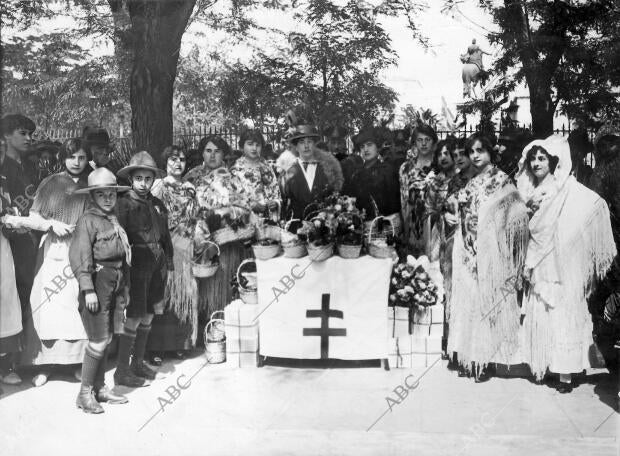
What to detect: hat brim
<box><xmin>288</xmin><ymin>133</ymin><xmax>321</xmax><ymax>143</ymax></box>
<box><xmin>117</xmin><ymin>165</ymin><xmax>166</xmax><ymax>180</ymax></box>
<box><xmin>74</xmin><ymin>184</ymin><xmax>131</xmax><ymax>194</ymax></box>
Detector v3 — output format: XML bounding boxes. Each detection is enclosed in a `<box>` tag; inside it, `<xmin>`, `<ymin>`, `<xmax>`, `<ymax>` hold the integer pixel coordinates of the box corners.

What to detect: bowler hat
<box><xmin>288</xmin><ymin>125</ymin><xmax>321</xmax><ymax>143</ymax></box>
<box><xmin>74</xmin><ymin>168</ymin><xmax>130</xmax><ymax>194</ymax></box>
<box><xmin>83</xmin><ymin>127</ymin><xmax>111</xmax><ymax>146</ymax></box>
<box><xmin>117</xmin><ymin>151</ymin><xmax>165</xmax><ymax>180</ymax></box>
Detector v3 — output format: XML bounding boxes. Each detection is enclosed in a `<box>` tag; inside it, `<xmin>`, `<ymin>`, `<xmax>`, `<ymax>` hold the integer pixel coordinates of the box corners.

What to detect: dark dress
<box><xmin>342</xmin><ymin>159</ymin><xmax>400</xmax><ymax>217</ymax></box>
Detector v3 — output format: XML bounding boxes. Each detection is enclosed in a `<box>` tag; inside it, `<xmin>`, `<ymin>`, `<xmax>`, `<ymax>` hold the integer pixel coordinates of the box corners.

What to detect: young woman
<box><xmin>148</xmin><ymin>146</ymin><xmax>199</xmax><ymax>364</ymax></box>
<box><xmin>184</xmin><ymin>135</ymin><xmax>254</xmax><ymax>315</ymax></box>
<box><xmin>0</xmin><ymin>161</ymin><xmax>23</xmax><ymax>389</ymax></box>
<box><xmin>447</xmin><ymin>134</ymin><xmax>529</xmax><ymax>381</ymax></box>
<box><xmin>230</xmin><ymin>128</ymin><xmax>281</xmax><ymax>220</ymax></box>
<box><xmin>342</xmin><ymin>126</ymin><xmax>400</xmax><ymax>219</ymax></box>
<box><xmin>5</xmin><ymin>138</ymin><xmax>91</xmax><ymax>386</ymax></box>
<box><xmin>400</xmin><ymin>124</ymin><xmax>437</xmax><ymax>256</ymax></box>
<box><xmin>516</xmin><ymin>135</ymin><xmax>616</xmax><ymax>392</ymax></box>
<box><xmin>423</xmin><ymin>138</ymin><xmax>458</xmax><ymax>261</ymax></box>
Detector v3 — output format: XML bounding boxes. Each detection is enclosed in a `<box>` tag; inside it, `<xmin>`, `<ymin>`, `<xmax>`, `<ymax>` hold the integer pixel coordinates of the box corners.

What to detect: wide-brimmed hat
<box><xmin>288</xmin><ymin>125</ymin><xmax>321</xmax><ymax>143</ymax></box>
<box><xmin>117</xmin><ymin>151</ymin><xmax>165</xmax><ymax>180</ymax></box>
<box><xmin>594</xmin><ymin>120</ymin><xmax>620</xmax><ymax>146</ymax></box>
<box><xmin>74</xmin><ymin>168</ymin><xmax>130</xmax><ymax>194</ymax></box>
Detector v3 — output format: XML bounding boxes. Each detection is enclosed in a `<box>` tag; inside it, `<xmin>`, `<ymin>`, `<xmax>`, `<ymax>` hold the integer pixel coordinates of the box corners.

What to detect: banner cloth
<box><xmin>256</xmin><ymin>256</ymin><xmax>391</xmax><ymax>360</ymax></box>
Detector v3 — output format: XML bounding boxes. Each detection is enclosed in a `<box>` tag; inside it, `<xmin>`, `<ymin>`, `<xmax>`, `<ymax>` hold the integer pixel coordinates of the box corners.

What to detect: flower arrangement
<box><xmin>297</xmin><ymin>212</ymin><xmax>336</xmax><ymax>246</ymax></box>
<box><xmin>335</xmin><ymin>211</ymin><xmax>363</xmax><ymax>245</ymax></box>
<box><xmin>389</xmin><ymin>255</ymin><xmax>441</xmax><ymax>308</ymax></box>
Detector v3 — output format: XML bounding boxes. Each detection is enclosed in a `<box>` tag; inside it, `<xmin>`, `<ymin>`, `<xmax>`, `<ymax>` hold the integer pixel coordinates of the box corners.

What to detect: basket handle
<box><xmin>367</xmin><ymin>216</ymin><xmax>395</xmax><ymax>244</ymax></box>
<box><xmin>210</xmin><ymin>310</ymin><xmax>225</xmax><ymax>321</ymax></box>
<box><xmin>205</xmin><ymin>318</ymin><xmax>225</xmax><ymax>339</ymax></box>
<box><xmin>197</xmin><ymin>239</ymin><xmax>220</xmax><ymax>262</ymax></box>
<box><xmin>302</xmin><ymin>202</ymin><xmax>322</xmax><ymax>220</ymax></box>
<box><xmin>236</xmin><ymin>258</ymin><xmax>257</xmax><ymax>292</ymax></box>
<box><xmin>284</xmin><ymin>218</ymin><xmax>301</xmax><ymax>232</ymax></box>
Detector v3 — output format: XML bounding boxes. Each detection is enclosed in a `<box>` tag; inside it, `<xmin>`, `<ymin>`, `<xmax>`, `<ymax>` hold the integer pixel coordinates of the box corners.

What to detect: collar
<box><xmin>127</xmin><ymin>189</ymin><xmax>152</xmax><ymax>202</ymax></box>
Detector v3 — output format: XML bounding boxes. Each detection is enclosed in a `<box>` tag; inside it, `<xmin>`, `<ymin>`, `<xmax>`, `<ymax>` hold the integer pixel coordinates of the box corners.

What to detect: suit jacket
<box><xmin>284</xmin><ymin>161</ymin><xmax>334</xmax><ymax>219</ymax></box>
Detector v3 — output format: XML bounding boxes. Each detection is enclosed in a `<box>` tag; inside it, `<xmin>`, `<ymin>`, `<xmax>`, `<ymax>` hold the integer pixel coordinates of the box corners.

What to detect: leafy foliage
<box><xmin>447</xmin><ymin>0</ymin><xmax>620</xmax><ymax>135</ymax></box>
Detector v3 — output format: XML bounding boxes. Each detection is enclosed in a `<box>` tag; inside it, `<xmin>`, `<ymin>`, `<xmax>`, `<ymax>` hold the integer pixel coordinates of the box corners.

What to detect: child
<box><xmin>69</xmin><ymin>168</ymin><xmax>132</xmax><ymax>413</ymax></box>
<box><xmin>115</xmin><ymin>151</ymin><xmax>172</xmax><ymax>386</ymax></box>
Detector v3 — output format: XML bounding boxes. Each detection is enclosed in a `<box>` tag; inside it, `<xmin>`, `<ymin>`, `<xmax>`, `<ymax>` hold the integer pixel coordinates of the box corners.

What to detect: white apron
<box><xmin>29</xmin><ymin>234</ymin><xmax>87</xmax><ymax>340</ymax></box>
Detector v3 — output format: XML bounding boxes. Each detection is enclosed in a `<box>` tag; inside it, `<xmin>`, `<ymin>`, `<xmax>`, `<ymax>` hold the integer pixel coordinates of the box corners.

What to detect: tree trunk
<box><xmin>127</xmin><ymin>0</ymin><xmax>196</xmax><ymax>165</ymax></box>
<box><xmin>528</xmin><ymin>85</ymin><xmax>555</xmax><ymax>138</ymax></box>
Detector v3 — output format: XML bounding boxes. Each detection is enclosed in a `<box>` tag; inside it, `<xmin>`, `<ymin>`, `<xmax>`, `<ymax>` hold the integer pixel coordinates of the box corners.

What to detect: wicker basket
<box><xmin>367</xmin><ymin>216</ymin><xmax>396</xmax><ymax>259</ymax></box>
<box><xmin>252</xmin><ymin>242</ymin><xmax>281</xmax><ymax>260</ymax></box>
<box><xmin>364</xmin><ymin>212</ymin><xmax>402</xmax><ymax>238</ymax></box>
<box><xmin>337</xmin><ymin>243</ymin><xmax>362</xmax><ymax>259</ymax></box>
<box><xmin>204</xmin><ymin>311</ymin><xmax>226</xmax><ymax>364</ymax></box>
<box><xmin>191</xmin><ymin>241</ymin><xmax>220</xmax><ymax>278</ymax></box>
<box><xmin>307</xmin><ymin>243</ymin><xmax>334</xmax><ymax>262</ymax></box>
<box><xmin>212</xmin><ymin>205</ymin><xmax>256</xmax><ymax>245</ymax></box>
<box><xmin>283</xmin><ymin>242</ymin><xmax>307</xmax><ymax>258</ymax></box>
<box><xmin>237</xmin><ymin>259</ymin><xmax>258</xmax><ymax>305</ymax></box>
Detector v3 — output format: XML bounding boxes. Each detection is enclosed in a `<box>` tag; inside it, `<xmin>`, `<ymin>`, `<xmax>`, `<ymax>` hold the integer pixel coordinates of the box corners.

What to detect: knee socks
<box><xmin>132</xmin><ymin>323</ymin><xmax>152</xmax><ymax>365</ymax></box>
<box><xmin>81</xmin><ymin>346</ymin><xmax>104</xmax><ymax>392</ymax></box>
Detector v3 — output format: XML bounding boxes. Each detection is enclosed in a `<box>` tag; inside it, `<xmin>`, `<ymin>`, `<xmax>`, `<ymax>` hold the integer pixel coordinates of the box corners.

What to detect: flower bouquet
<box><xmin>298</xmin><ymin>212</ymin><xmax>336</xmax><ymax>261</ymax></box>
<box><xmin>389</xmin><ymin>255</ymin><xmax>442</xmax><ymax>308</ymax></box>
<box><xmin>336</xmin><ymin>211</ymin><xmax>364</xmax><ymax>258</ymax></box>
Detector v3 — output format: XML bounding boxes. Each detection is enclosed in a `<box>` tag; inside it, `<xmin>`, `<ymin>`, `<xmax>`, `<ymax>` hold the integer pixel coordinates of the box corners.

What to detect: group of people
<box><xmin>0</xmin><ymin>111</ymin><xmax>619</xmax><ymax>415</ymax></box>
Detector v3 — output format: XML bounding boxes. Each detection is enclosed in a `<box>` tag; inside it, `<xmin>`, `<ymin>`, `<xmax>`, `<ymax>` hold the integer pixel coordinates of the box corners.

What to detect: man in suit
<box><xmin>284</xmin><ymin>124</ymin><xmax>343</xmax><ymax>219</ymax></box>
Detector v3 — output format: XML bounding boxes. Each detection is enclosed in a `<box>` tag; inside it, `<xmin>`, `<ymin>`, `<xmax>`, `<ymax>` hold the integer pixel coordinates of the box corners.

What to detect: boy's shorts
<box><xmin>125</xmin><ymin>245</ymin><xmax>167</xmax><ymax>318</ymax></box>
<box><xmin>79</xmin><ymin>265</ymin><xmax>127</xmax><ymax>341</ymax></box>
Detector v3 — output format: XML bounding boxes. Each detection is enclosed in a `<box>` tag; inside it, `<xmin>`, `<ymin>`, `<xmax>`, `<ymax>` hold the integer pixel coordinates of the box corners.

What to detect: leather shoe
<box><xmin>96</xmin><ymin>385</ymin><xmax>128</xmax><ymax>404</ymax></box>
<box><xmin>556</xmin><ymin>382</ymin><xmax>573</xmax><ymax>394</ymax></box>
<box><xmin>76</xmin><ymin>387</ymin><xmax>104</xmax><ymax>414</ymax></box>
<box><xmin>131</xmin><ymin>360</ymin><xmax>159</xmax><ymax>380</ymax></box>
<box><xmin>114</xmin><ymin>370</ymin><xmax>151</xmax><ymax>387</ymax></box>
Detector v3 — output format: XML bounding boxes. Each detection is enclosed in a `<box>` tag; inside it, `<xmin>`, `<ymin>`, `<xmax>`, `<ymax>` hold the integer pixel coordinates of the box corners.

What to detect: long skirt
<box><xmin>198</xmin><ymin>240</ymin><xmax>252</xmax><ymax>319</ymax></box>
<box><xmin>21</xmin><ymin>235</ymin><xmax>87</xmax><ymax>365</ymax></box>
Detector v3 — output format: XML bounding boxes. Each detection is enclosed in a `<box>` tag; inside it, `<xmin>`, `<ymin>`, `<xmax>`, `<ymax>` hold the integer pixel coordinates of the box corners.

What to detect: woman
<box><xmin>230</xmin><ymin>128</ymin><xmax>281</xmax><ymax>220</ymax></box>
<box><xmin>423</xmin><ymin>138</ymin><xmax>459</xmax><ymax>261</ymax></box>
<box><xmin>400</xmin><ymin>124</ymin><xmax>437</xmax><ymax>256</ymax></box>
<box><xmin>5</xmin><ymin>138</ymin><xmax>90</xmax><ymax>386</ymax></box>
<box><xmin>282</xmin><ymin>124</ymin><xmax>343</xmax><ymax>219</ymax></box>
<box><xmin>0</xmin><ymin>170</ymin><xmax>23</xmax><ymax>389</ymax></box>
<box><xmin>342</xmin><ymin>126</ymin><xmax>400</xmax><ymax>218</ymax></box>
<box><xmin>184</xmin><ymin>135</ymin><xmax>253</xmax><ymax>316</ymax></box>
<box><xmin>447</xmin><ymin>134</ymin><xmax>529</xmax><ymax>381</ymax></box>
<box><xmin>147</xmin><ymin>146</ymin><xmax>198</xmax><ymax>364</ymax></box>
<box><xmin>440</xmin><ymin>139</ymin><xmax>476</xmax><ymax>319</ymax></box>
<box><xmin>516</xmin><ymin>135</ymin><xmax>616</xmax><ymax>392</ymax></box>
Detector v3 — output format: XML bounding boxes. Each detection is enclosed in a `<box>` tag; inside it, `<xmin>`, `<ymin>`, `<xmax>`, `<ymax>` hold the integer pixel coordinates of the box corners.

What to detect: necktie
<box><xmin>302</xmin><ymin>162</ymin><xmax>309</xmax><ymax>171</ymax></box>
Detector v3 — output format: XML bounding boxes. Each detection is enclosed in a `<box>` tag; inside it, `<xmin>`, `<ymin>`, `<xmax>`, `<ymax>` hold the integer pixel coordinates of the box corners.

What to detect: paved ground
<box><xmin>0</xmin><ymin>352</ymin><xmax>618</xmax><ymax>456</ymax></box>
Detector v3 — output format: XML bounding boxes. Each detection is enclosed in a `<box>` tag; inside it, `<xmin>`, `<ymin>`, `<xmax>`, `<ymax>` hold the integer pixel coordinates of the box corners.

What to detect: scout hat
<box><xmin>117</xmin><ymin>151</ymin><xmax>165</xmax><ymax>180</ymax></box>
<box><xmin>74</xmin><ymin>168</ymin><xmax>130</xmax><ymax>194</ymax></box>
<box><xmin>288</xmin><ymin>125</ymin><xmax>321</xmax><ymax>143</ymax></box>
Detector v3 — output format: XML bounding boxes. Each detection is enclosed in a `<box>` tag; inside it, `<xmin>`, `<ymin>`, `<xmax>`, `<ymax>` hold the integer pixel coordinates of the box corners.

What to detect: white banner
<box><xmin>256</xmin><ymin>256</ymin><xmax>392</xmax><ymax>360</ymax></box>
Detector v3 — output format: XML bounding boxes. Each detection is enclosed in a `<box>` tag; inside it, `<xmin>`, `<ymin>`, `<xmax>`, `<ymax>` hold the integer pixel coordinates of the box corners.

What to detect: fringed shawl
<box><xmin>31</xmin><ymin>172</ymin><xmax>88</xmax><ymax>225</ymax></box>
<box><xmin>449</xmin><ymin>167</ymin><xmax>529</xmax><ymax>374</ymax></box>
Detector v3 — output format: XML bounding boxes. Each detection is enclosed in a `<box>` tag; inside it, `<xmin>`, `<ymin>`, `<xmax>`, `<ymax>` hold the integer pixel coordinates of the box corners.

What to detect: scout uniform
<box><xmin>114</xmin><ymin>152</ymin><xmax>172</xmax><ymax>385</ymax></box>
<box><xmin>69</xmin><ymin>168</ymin><xmax>131</xmax><ymax>413</ymax></box>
